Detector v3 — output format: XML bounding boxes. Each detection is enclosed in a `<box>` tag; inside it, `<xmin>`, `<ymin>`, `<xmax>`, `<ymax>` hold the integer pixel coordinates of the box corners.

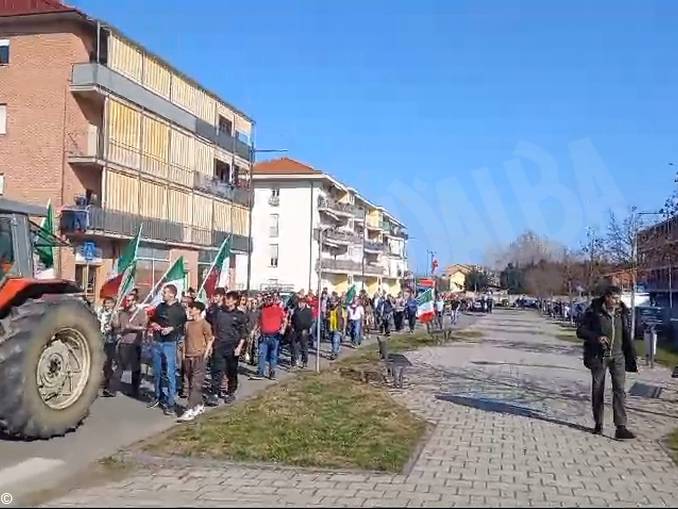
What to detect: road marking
<box><xmin>0</xmin><ymin>457</ymin><xmax>65</xmax><ymax>489</ymax></box>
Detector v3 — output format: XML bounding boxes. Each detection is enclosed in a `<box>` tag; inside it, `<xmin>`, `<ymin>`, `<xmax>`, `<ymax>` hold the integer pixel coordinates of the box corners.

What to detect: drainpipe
<box><xmin>245</xmin><ymin>143</ymin><xmax>254</xmax><ymax>293</ymax></box>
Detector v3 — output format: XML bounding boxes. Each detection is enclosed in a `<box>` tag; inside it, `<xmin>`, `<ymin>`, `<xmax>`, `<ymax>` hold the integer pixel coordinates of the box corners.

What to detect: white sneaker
<box><xmin>177</xmin><ymin>407</ymin><xmax>196</xmax><ymax>422</ymax></box>
<box><xmin>194</xmin><ymin>404</ymin><xmax>205</xmax><ymax>416</ymax></box>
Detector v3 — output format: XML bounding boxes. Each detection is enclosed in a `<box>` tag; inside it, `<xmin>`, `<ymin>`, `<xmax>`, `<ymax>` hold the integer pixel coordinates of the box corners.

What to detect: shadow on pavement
<box><xmin>482</xmin><ymin>338</ymin><xmax>582</xmax><ymax>357</ymax></box>
<box><xmin>471</xmin><ymin>360</ymin><xmax>578</xmax><ymax>371</ymax></box>
<box><xmin>435</xmin><ymin>393</ymin><xmax>593</xmax><ymax>434</ymax></box>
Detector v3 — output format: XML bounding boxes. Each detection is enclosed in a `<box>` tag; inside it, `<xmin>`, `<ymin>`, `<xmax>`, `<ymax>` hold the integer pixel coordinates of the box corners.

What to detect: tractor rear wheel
<box><xmin>0</xmin><ymin>298</ymin><xmax>104</xmax><ymax>439</ymax></box>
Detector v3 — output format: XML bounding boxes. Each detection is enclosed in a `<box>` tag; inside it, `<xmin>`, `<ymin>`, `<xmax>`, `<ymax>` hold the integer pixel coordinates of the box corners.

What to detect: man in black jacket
<box><xmin>291</xmin><ymin>297</ymin><xmax>313</xmax><ymax>368</ymax></box>
<box><xmin>207</xmin><ymin>290</ymin><xmax>247</xmax><ymax>406</ymax></box>
<box><xmin>149</xmin><ymin>284</ymin><xmax>187</xmax><ymax>415</ymax></box>
<box><xmin>577</xmin><ymin>286</ymin><xmax>638</xmax><ymax>439</ymax></box>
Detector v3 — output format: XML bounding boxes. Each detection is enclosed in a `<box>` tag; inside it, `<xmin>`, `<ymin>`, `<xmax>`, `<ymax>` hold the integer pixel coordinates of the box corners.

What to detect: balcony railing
<box><xmin>193</xmin><ymin>172</ymin><xmax>251</xmax><ymax>206</ymax></box>
<box><xmin>364</xmin><ymin>240</ymin><xmax>385</xmax><ymax>252</ymax></box>
<box><xmin>364</xmin><ymin>263</ymin><xmax>385</xmax><ymax>275</ymax></box>
<box><xmin>318</xmin><ymin>197</ymin><xmax>360</xmax><ymax>217</ymax></box>
<box><xmin>71</xmin><ymin>63</ymin><xmax>253</xmax><ymax>162</ymax></box>
<box><xmin>60</xmin><ymin>206</ymin><xmax>251</xmax><ymax>251</ymax></box>
<box><xmin>324</xmin><ymin>229</ymin><xmax>361</xmax><ymax>245</ymax></box>
<box><xmin>318</xmin><ymin>258</ymin><xmax>362</xmax><ymax>272</ymax></box>
<box><xmin>66</xmin><ymin>126</ymin><xmax>104</xmax><ymax>161</ymax></box>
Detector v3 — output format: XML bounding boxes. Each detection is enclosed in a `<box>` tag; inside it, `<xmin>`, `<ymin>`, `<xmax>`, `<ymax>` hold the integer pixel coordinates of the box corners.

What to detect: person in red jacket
<box><xmin>307</xmin><ymin>290</ymin><xmax>319</xmax><ymax>348</ymax></box>
<box><xmin>251</xmin><ymin>293</ymin><xmax>286</xmax><ymax>380</ymax></box>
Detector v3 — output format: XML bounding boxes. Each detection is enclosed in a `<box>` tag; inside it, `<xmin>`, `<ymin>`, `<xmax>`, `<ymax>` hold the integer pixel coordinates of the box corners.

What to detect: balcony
<box><xmin>318</xmin><ymin>258</ymin><xmax>362</xmax><ymax>273</ymax></box>
<box><xmin>323</xmin><ymin>229</ymin><xmax>362</xmax><ymax>245</ymax></box>
<box><xmin>193</xmin><ymin>172</ymin><xmax>251</xmax><ymax>207</ymax></box>
<box><xmin>364</xmin><ymin>240</ymin><xmax>385</xmax><ymax>253</ymax></box>
<box><xmin>318</xmin><ymin>197</ymin><xmax>359</xmax><ymax>218</ymax></box>
<box><xmin>364</xmin><ymin>263</ymin><xmax>385</xmax><ymax>276</ymax></box>
<box><xmin>71</xmin><ymin>63</ymin><xmax>252</xmax><ymax>162</ymax></box>
<box><xmin>66</xmin><ymin>126</ymin><xmax>104</xmax><ymax>166</ymax></box>
<box><xmin>382</xmin><ymin>222</ymin><xmax>409</xmax><ymax>239</ymax></box>
<box><xmin>60</xmin><ymin>206</ymin><xmax>251</xmax><ymax>251</ymax></box>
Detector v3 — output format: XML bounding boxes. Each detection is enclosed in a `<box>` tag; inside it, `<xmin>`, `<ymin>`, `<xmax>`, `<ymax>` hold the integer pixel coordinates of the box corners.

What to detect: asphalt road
<box><xmin>0</xmin><ymin>312</ymin><xmax>481</xmax><ymax>502</ymax></box>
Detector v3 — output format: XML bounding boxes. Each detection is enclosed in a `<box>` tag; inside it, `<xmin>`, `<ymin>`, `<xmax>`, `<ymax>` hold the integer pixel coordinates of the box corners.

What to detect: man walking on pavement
<box><xmin>577</xmin><ymin>285</ymin><xmax>638</xmax><ymax>439</ymax></box>
<box><xmin>347</xmin><ymin>298</ymin><xmax>365</xmax><ymax>347</ymax></box>
<box><xmin>290</xmin><ymin>297</ymin><xmax>313</xmax><ymax>368</ymax></box>
<box><xmin>252</xmin><ymin>293</ymin><xmax>286</xmax><ymax>380</ymax></box>
<box><xmin>108</xmin><ymin>293</ymin><xmax>147</xmax><ymax>399</ymax></box>
<box><xmin>405</xmin><ymin>291</ymin><xmax>418</xmax><ymax>333</ymax></box>
<box><xmin>178</xmin><ymin>301</ymin><xmax>213</xmax><ymax>421</ymax></box>
<box><xmin>207</xmin><ymin>291</ymin><xmax>247</xmax><ymax>406</ymax></box>
<box><xmin>149</xmin><ymin>284</ymin><xmax>187</xmax><ymax>416</ymax></box>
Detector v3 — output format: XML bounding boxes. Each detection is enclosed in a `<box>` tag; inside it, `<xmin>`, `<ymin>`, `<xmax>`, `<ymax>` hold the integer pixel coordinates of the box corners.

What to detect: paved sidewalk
<box><xmin>42</xmin><ymin>310</ymin><xmax>678</xmax><ymax>507</ymax></box>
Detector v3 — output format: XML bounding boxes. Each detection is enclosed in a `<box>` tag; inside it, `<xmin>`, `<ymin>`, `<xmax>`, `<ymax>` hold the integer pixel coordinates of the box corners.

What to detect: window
<box><xmin>0</xmin><ymin>104</ymin><xmax>6</xmax><ymax>135</ymax></box>
<box><xmin>0</xmin><ymin>217</ymin><xmax>14</xmax><ymax>279</ymax></box>
<box><xmin>269</xmin><ymin>214</ymin><xmax>279</xmax><ymax>237</ymax></box>
<box><xmin>215</xmin><ymin>159</ymin><xmax>231</xmax><ymax>183</ymax></box>
<box><xmin>269</xmin><ymin>244</ymin><xmax>279</xmax><ymax>267</ymax></box>
<box><xmin>136</xmin><ymin>243</ymin><xmax>170</xmax><ymax>299</ymax></box>
<box><xmin>236</xmin><ymin>130</ymin><xmax>249</xmax><ymax>144</ymax></box>
<box><xmin>218</xmin><ymin>115</ymin><xmax>232</xmax><ymax>136</ymax></box>
<box><xmin>75</xmin><ymin>265</ymin><xmax>97</xmax><ymax>301</ymax></box>
<box><xmin>0</xmin><ymin>40</ymin><xmax>8</xmax><ymax>65</ymax></box>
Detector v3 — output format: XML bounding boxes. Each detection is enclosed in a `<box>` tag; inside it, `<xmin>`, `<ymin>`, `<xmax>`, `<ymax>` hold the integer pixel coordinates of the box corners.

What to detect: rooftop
<box><xmin>253</xmin><ymin>157</ymin><xmax>320</xmax><ymax>175</ymax></box>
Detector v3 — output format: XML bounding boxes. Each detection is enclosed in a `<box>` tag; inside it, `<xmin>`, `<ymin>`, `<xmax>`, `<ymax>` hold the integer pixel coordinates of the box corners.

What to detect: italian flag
<box><xmin>416</xmin><ymin>288</ymin><xmax>435</xmax><ymax>322</ymax></box>
<box><xmin>99</xmin><ymin>226</ymin><xmax>142</xmax><ymax>299</ymax></box>
<box><xmin>197</xmin><ymin>237</ymin><xmax>231</xmax><ymax>302</ymax></box>
<box><xmin>344</xmin><ymin>284</ymin><xmax>356</xmax><ymax>305</ymax></box>
<box><xmin>144</xmin><ymin>256</ymin><xmax>187</xmax><ymax>314</ymax></box>
<box><xmin>35</xmin><ymin>200</ymin><xmax>56</xmax><ymax>279</ymax></box>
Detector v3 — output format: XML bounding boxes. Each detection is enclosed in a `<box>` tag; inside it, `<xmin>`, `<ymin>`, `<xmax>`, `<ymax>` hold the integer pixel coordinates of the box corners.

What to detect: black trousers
<box><xmin>381</xmin><ymin>316</ymin><xmax>391</xmax><ymax>336</ymax></box>
<box><xmin>112</xmin><ymin>343</ymin><xmax>141</xmax><ymax>396</ymax></box>
<box><xmin>211</xmin><ymin>347</ymin><xmax>239</xmax><ymax>396</ymax></box>
<box><xmin>394</xmin><ymin>311</ymin><xmax>404</xmax><ymax>331</ymax></box>
<box><xmin>291</xmin><ymin>329</ymin><xmax>309</xmax><ymax>366</ymax></box>
<box><xmin>591</xmin><ymin>356</ymin><xmax>627</xmax><ymax>428</ymax></box>
<box><xmin>103</xmin><ymin>342</ymin><xmax>117</xmax><ymax>391</ymax></box>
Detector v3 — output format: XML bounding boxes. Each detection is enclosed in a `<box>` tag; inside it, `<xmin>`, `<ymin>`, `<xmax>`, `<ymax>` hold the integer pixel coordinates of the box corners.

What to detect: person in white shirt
<box><xmin>435</xmin><ymin>296</ymin><xmax>445</xmax><ymax>328</ymax></box>
<box><xmin>348</xmin><ymin>300</ymin><xmax>365</xmax><ymax>347</ymax></box>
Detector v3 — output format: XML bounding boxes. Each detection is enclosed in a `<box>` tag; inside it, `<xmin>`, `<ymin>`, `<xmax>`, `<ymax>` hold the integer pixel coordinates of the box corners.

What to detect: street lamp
<box><xmin>245</xmin><ymin>146</ymin><xmax>288</xmax><ymax>293</ymax></box>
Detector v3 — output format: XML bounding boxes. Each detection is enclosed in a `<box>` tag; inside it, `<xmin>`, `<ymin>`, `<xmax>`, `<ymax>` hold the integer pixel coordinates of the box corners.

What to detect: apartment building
<box><xmin>0</xmin><ymin>0</ymin><xmax>253</xmax><ymax>299</ymax></box>
<box><xmin>251</xmin><ymin>157</ymin><xmax>408</xmax><ymax>295</ymax></box>
<box><xmin>638</xmin><ymin>215</ymin><xmax>678</xmax><ymax>309</ymax></box>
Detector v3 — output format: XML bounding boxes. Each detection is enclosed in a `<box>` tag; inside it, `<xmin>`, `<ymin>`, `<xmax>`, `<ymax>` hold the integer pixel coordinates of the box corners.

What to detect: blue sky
<box><xmin>73</xmin><ymin>0</ymin><xmax>678</xmax><ymax>273</ymax></box>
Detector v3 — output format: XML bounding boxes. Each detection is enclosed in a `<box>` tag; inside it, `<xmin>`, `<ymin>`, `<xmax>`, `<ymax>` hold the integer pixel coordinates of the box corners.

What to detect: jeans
<box><xmin>258</xmin><ymin>334</ymin><xmax>279</xmax><ymax>377</ymax></box>
<box><xmin>591</xmin><ymin>356</ymin><xmax>627</xmax><ymax>427</ymax></box>
<box><xmin>451</xmin><ymin>309</ymin><xmax>459</xmax><ymax>325</ymax></box>
<box><xmin>350</xmin><ymin>320</ymin><xmax>362</xmax><ymax>346</ymax></box>
<box><xmin>407</xmin><ymin>313</ymin><xmax>417</xmax><ymax>332</ymax></box>
<box><xmin>152</xmin><ymin>341</ymin><xmax>177</xmax><ymax>408</ymax></box>
<box><xmin>331</xmin><ymin>331</ymin><xmax>342</xmax><ymax>356</ymax></box>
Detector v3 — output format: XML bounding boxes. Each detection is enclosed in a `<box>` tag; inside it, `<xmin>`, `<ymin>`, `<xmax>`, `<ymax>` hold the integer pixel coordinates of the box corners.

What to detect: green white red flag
<box><xmin>197</xmin><ymin>237</ymin><xmax>231</xmax><ymax>302</ymax></box>
<box><xmin>35</xmin><ymin>200</ymin><xmax>56</xmax><ymax>279</ymax></box>
<box><xmin>416</xmin><ymin>288</ymin><xmax>435</xmax><ymax>322</ymax></box>
<box><xmin>144</xmin><ymin>257</ymin><xmax>187</xmax><ymax>314</ymax></box>
<box><xmin>100</xmin><ymin>226</ymin><xmax>142</xmax><ymax>299</ymax></box>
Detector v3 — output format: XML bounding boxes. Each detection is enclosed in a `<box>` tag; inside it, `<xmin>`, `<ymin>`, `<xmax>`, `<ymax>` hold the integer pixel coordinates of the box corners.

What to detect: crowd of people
<box><xmin>94</xmin><ymin>285</ymin><xmax>428</xmax><ymax>422</ymax></box>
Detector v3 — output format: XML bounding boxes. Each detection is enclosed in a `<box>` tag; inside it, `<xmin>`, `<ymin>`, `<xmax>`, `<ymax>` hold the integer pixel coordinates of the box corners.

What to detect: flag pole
<box><xmin>113</xmin><ymin>224</ymin><xmax>143</xmax><ymax>311</ymax></box>
<box><xmin>130</xmin><ymin>256</ymin><xmax>178</xmax><ymax>321</ymax></box>
<box><xmin>197</xmin><ymin>235</ymin><xmax>231</xmax><ymax>297</ymax></box>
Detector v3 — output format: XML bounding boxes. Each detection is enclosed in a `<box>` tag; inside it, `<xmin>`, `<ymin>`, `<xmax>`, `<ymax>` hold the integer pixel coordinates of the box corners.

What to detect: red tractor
<box><xmin>0</xmin><ymin>198</ymin><xmax>104</xmax><ymax>439</ymax></box>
